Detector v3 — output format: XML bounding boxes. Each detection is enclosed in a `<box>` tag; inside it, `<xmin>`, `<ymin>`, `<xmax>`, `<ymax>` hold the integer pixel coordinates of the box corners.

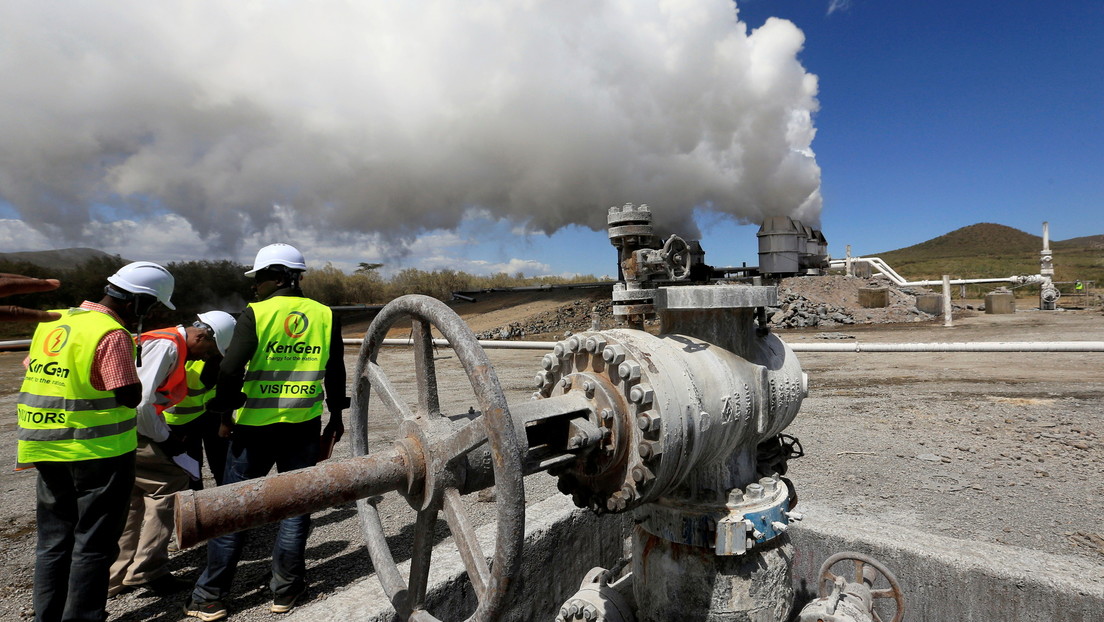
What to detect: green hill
<box><xmin>0</xmin><ymin>247</ymin><xmax>123</xmax><ymax>271</ymax></box>
<box><xmin>874</xmin><ymin>223</ymin><xmax>1104</xmax><ymax>288</ymax></box>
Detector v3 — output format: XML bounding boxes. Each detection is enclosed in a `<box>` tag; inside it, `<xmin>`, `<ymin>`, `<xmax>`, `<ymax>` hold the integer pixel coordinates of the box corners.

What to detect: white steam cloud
<box><xmin>0</xmin><ymin>0</ymin><xmax>821</xmax><ymax>256</ymax></box>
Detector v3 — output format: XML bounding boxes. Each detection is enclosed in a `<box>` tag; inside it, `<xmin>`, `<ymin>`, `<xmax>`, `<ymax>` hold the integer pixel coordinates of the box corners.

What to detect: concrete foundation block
<box><xmin>789</xmin><ymin>502</ymin><xmax>1104</xmax><ymax>622</ymax></box>
<box><xmin>914</xmin><ymin>294</ymin><xmax>944</xmax><ymax>315</ymax></box>
<box><xmin>858</xmin><ymin>287</ymin><xmax>889</xmax><ymax>308</ymax></box>
<box><xmin>985</xmin><ymin>292</ymin><xmax>1016</xmax><ymax>314</ymax></box>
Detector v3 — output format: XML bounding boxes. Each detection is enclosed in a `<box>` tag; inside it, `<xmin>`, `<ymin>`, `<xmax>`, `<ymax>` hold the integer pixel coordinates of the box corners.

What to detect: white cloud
<box><xmin>827</xmin><ymin>0</ymin><xmax>853</xmax><ymax>15</ymax></box>
<box><xmin>0</xmin><ymin>0</ymin><xmax>823</xmax><ymax>264</ymax></box>
<box><xmin>0</xmin><ymin>219</ymin><xmax>50</xmax><ymax>251</ymax></box>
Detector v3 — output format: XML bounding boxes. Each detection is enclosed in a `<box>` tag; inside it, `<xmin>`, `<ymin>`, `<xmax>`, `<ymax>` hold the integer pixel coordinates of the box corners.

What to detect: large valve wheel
<box><xmin>661</xmin><ymin>234</ymin><xmax>691</xmax><ymax>280</ymax></box>
<box><xmin>817</xmin><ymin>552</ymin><xmax>905</xmax><ymax>622</ymax></box>
<box><xmin>351</xmin><ymin>294</ymin><xmax>525</xmax><ymax>622</ymax></box>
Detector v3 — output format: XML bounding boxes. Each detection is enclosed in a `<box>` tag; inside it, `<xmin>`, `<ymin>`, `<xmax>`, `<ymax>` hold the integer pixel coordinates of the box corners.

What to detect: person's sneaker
<box><xmin>270</xmin><ymin>587</ymin><xmax>306</xmax><ymax>614</ymax></box>
<box><xmin>182</xmin><ymin>597</ymin><xmax>228</xmax><ymax>621</ymax></box>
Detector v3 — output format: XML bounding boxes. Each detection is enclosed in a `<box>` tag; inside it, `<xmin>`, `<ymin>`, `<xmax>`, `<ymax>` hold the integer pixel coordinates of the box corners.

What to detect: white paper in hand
<box><xmin>173</xmin><ymin>453</ymin><xmax>201</xmax><ymax>480</ymax></box>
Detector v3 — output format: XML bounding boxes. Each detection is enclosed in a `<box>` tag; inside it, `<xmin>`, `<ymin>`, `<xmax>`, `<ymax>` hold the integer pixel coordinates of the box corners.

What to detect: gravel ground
<box><xmin>0</xmin><ymin>304</ymin><xmax>1102</xmax><ymax>621</ymax></box>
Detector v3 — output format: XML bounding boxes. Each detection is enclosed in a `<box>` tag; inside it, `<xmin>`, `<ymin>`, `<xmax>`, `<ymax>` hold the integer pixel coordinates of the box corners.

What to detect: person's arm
<box><xmin>208</xmin><ymin>307</ymin><xmax>255</xmax><ymax>411</ymax></box>
<box><xmin>198</xmin><ymin>354</ymin><xmax>222</xmax><ymax>389</ymax></box>
<box><xmin>208</xmin><ymin>306</ymin><xmax>256</xmax><ymax>436</ymax></box>
<box><xmin>93</xmin><ymin>327</ymin><xmax>142</xmax><ymax>408</ymax></box>
<box><xmin>114</xmin><ymin>383</ymin><xmax>142</xmax><ymax>408</ymax></box>
<box><xmin>322</xmin><ymin>314</ymin><xmax>348</xmax><ymax>442</ymax></box>
<box><xmin>134</xmin><ymin>338</ymin><xmax>177</xmax><ymax>443</ymax></box>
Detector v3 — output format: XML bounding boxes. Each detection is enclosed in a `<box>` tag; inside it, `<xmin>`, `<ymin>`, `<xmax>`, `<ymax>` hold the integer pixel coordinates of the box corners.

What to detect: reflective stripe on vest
<box><xmin>237</xmin><ymin>296</ymin><xmax>331</xmax><ymax>426</ymax></box>
<box><xmin>164</xmin><ymin>360</ymin><xmax>213</xmax><ymax>425</ymax></box>
<box><xmin>139</xmin><ymin>328</ymin><xmax>189</xmax><ymax>414</ymax></box>
<box><xmin>18</xmin><ymin>308</ymin><xmax>137</xmax><ymax>462</ymax></box>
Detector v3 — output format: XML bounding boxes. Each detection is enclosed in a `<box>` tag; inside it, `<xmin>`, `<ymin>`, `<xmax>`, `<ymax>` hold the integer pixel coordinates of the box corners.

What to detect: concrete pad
<box><xmin>286</xmin><ymin>494</ymin><xmax>630</xmax><ymax>621</ymax></box>
<box><xmin>789</xmin><ymin>501</ymin><xmax>1104</xmax><ymax>622</ymax></box>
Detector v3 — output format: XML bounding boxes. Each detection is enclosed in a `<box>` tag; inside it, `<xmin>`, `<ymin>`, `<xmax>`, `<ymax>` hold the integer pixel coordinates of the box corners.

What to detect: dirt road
<box><xmin>0</xmin><ymin>305</ymin><xmax>1101</xmax><ymax>620</ymax></box>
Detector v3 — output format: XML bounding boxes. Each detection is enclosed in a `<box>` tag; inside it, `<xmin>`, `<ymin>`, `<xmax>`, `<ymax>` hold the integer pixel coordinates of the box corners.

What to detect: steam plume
<box><xmin>0</xmin><ymin>1</ymin><xmax>821</xmax><ymax>253</ymax></box>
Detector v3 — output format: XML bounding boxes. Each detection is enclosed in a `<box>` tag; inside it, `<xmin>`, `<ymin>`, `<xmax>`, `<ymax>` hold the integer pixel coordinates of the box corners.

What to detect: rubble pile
<box><xmin>474</xmin><ymin>275</ymin><xmax>938</xmax><ymax>339</ymax></box>
<box><xmin>475</xmin><ymin>298</ymin><xmax>615</xmax><ymax>340</ymax></box>
<box><xmin>768</xmin><ymin>275</ymin><xmax>936</xmax><ymax>329</ymax></box>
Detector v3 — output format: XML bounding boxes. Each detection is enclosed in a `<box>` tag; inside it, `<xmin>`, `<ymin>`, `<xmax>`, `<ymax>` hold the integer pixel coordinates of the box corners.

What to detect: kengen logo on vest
<box><xmin>284</xmin><ymin>311</ymin><xmax>308</xmax><ymax>338</ymax></box>
<box><xmin>43</xmin><ymin>326</ymin><xmax>71</xmax><ymax>357</ymax></box>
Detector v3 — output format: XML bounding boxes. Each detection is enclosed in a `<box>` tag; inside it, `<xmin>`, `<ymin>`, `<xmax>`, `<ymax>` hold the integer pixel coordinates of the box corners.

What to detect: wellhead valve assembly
<box><xmin>170</xmin><ymin>204</ymin><xmax>837</xmax><ymax>621</ymax></box>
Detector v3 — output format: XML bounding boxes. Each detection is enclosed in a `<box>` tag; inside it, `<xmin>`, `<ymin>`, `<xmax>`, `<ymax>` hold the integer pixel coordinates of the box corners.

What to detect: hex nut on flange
<box><xmin>629</xmin><ymin>384</ymin><xmax>654</xmax><ymax>405</ymax></box>
<box><xmin>618</xmin><ymin>362</ymin><xmax>641</xmax><ymax>381</ymax></box>
<box><xmin>541</xmin><ymin>353</ymin><xmax>561</xmax><ymax>372</ymax></box>
<box><xmin>585</xmin><ymin>335</ymin><xmax>607</xmax><ymax>353</ymax></box>
<box><xmin>602</xmin><ymin>345</ymin><xmax>626</xmax><ymax>365</ymax></box>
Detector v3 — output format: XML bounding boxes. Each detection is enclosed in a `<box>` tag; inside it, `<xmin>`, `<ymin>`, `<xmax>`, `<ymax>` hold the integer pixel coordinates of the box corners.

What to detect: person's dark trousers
<box><xmin>34</xmin><ymin>452</ymin><xmax>136</xmax><ymax>622</ymax></box>
<box><xmin>171</xmin><ymin>412</ymin><xmax>229</xmax><ymax>490</ymax></box>
<box><xmin>191</xmin><ymin>418</ymin><xmax>321</xmax><ymax>603</ymax></box>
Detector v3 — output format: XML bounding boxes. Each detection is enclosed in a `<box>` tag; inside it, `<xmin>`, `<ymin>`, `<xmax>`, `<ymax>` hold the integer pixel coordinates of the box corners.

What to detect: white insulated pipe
<box><xmin>352</xmin><ymin>338</ymin><xmax>1104</xmax><ymax>353</ymax></box>
<box><xmin>8</xmin><ymin>337</ymin><xmax>1102</xmax><ymax>353</ymax></box>
<box><xmin>786</xmin><ymin>341</ymin><xmax>1104</xmax><ymax>353</ymax></box>
<box><xmin>826</xmin><ymin>257</ymin><xmax>1041</xmax><ymax>288</ymax></box>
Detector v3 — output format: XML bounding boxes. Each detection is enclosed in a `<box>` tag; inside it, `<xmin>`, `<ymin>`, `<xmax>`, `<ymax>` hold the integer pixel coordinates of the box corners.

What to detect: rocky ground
<box><xmin>0</xmin><ymin>278</ymin><xmax>1101</xmax><ymax>621</ymax></box>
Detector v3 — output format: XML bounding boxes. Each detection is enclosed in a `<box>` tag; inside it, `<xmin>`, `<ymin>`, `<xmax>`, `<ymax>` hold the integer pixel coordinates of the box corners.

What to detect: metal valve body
<box><xmin>538</xmin><ymin>283</ymin><xmax>807</xmax><ymax>621</ymax></box>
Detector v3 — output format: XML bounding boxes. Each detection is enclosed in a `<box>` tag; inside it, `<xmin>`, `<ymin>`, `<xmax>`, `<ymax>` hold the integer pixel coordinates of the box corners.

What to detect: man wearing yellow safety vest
<box><xmin>165</xmin><ymin>355</ymin><xmax>230</xmax><ymax>491</ymax></box>
<box><xmin>108</xmin><ymin>310</ymin><xmax>236</xmax><ymax>598</ymax></box>
<box><xmin>17</xmin><ymin>261</ymin><xmax>175</xmax><ymax>622</ymax></box>
<box><xmin>185</xmin><ymin>244</ymin><xmax>347</xmax><ymax>621</ymax></box>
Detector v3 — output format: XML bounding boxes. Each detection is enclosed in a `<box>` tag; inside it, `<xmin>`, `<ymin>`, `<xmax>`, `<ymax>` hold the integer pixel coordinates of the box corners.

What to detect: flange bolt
<box><xmin>636</xmin><ymin>412</ymin><xmax>660</xmax><ymax>432</ymax></box>
<box><xmin>618</xmin><ymin>362</ymin><xmax>641</xmax><ymax>381</ymax></box>
<box><xmin>541</xmin><ymin>353</ymin><xmax>561</xmax><ymax>372</ymax></box>
<box><xmin>629</xmin><ymin>384</ymin><xmax>653</xmax><ymax>405</ymax></box>
<box><xmin>602</xmin><ymin>345</ymin><xmax>626</xmax><ymax>365</ymax></box>
<box><xmin>585</xmin><ymin>335</ymin><xmax>607</xmax><ymax>353</ymax></box>
<box><xmin>745</xmin><ymin>483</ymin><xmax>764</xmax><ymax>501</ymax></box>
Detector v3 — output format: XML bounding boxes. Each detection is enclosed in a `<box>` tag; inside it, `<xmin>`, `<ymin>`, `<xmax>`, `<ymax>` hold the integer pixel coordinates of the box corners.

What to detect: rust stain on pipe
<box><xmin>175</xmin><ymin>449</ymin><xmax>410</xmax><ymax>549</ymax></box>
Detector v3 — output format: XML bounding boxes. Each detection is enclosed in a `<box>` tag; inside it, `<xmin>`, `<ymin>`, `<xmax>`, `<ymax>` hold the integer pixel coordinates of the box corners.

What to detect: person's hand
<box><xmin>158</xmin><ymin>432</ymin><xmax>187</xmax><ymax>457</ymax></box>
<box><xmin>324</xmin><ymin>417</ymin><xmax>344</xmax><ymax>444</ymax></box>
<box><xmin>217</xmin><ymin>411</ymin><xmax>235</xmax><ymax>438</ymax></box>
<box><xmin>0</xmin><ymin>274</ymin><xmax>61</xmax><ymax>322</ymax></box>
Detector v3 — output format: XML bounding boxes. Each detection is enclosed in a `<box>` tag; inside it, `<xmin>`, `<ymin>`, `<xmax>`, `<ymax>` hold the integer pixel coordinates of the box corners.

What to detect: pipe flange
<box><xmin>538</xmin><ymin>331</ymin><xmax>661</xmax><ymax>513</ymax></box>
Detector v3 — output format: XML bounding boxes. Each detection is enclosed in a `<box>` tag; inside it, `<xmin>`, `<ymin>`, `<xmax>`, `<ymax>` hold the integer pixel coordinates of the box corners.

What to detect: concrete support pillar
<box><xmin>942</xmin><ymin>275</ymin><xmax>953</xmax><ymax>327</ymax></box>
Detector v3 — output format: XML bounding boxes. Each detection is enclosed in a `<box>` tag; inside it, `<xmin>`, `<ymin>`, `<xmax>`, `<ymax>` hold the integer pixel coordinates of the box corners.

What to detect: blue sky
<box><xmin>0</xmin><ymin>1</ymin><xmax>1101</xmax><ymax>278</ymax></box>
<box><xmin>737</xmin><ymin>0</ymin><xmax>1104</xmax><ymax>255</ymax></box>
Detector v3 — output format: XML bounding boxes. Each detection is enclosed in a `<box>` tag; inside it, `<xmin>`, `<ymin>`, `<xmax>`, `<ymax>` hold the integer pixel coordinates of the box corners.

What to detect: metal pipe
<box><xmin>788</xmin><ymin>341</ymin><xmax>1104</xmax><ymax>353</ymax></box>
<box><xmin>352</xmin><ymin>338</ymin><xmax>1104</xmax><ymax>353</ymax></box>
<box><xmin>826</xmin><ymin>257</ymin><xmax>1042</xmax><ymax>288</ymax></box>
<box><xmin>174</xmin><ymin>449</ymin><xmax>410</xmax><ymax>549</ymax></box>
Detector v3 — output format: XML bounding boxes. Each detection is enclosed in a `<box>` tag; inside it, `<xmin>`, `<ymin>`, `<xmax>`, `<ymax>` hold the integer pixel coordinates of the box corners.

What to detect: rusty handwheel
<box><xmin>351</xmin><ymin>294</ymin><xmax>525</xmax><ymax>622</ymax></box>
<box><xmin>817</xmin><ymin>551</ymin><xmax>905</xmax><ymax>622</ymax></box>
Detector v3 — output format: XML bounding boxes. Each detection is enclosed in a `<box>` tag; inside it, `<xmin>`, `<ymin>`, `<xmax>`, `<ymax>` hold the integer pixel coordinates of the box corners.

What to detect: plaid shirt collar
<box><xmin>79</xmin><ymin>300</ymin><xmax>127</xmax><ymax>327</ymax></box>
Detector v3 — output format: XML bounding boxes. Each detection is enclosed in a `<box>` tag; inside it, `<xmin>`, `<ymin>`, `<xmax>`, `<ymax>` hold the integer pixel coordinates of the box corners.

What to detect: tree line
<box><xmin>0</xmin><ymin>256</ymin><xmax>604</xmax><ymax>338</ymax></box>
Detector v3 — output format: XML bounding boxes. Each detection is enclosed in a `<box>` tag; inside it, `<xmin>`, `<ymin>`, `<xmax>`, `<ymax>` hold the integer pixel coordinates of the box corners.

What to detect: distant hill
<box><xmin>875</xmin><ymin>223</ymin><xmax>1103</xmax><ymax>286</ymax></box>
<box><xmin>0</xmin><ymin>247</ymin><xmax>124</xmax><ymax>271</ymax></box>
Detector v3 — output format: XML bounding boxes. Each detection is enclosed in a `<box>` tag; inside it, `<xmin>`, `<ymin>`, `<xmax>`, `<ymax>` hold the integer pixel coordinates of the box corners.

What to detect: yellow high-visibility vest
<box><xmin>18</xmin><ymin>308</ymin><xmax>137</xmax><ymax>462</ymax></box>
<box><xmin>164</xmin><ymin>360</ymin><xmax>214</xmax><ymax>425</ymax></box>
<box><xmin>236</xmin><ymin>296</ymin><xmax>331</xmax><ymax>426</ymax></box>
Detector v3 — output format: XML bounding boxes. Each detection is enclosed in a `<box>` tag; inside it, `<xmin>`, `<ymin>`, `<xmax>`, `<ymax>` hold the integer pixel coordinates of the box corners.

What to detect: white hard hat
<box><xmin>107</xmin><ymin>262</ymin><xmax>176</xmax><ymax>310</ymax></box>
<box><xmin>196</xmin><ymin>310</ymin><xmax>237</xmax><ymax>356</ymax></box>
<box><xmin>244</xmin><ymin>243</ymin><xmax>307</xmax><ymax>276</ymax></box>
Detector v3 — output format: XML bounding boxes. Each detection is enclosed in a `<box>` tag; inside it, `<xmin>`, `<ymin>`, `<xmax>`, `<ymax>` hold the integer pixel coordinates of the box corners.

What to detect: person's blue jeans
<box><xmin>191</xmin><ymin>418</ymin><xmax>321</xmax><ymax>603</ymax></box>
<box><xmin>34</xmin><ymin>452</ymin><xmax>136</xmax><ymax>622</ymax></box>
